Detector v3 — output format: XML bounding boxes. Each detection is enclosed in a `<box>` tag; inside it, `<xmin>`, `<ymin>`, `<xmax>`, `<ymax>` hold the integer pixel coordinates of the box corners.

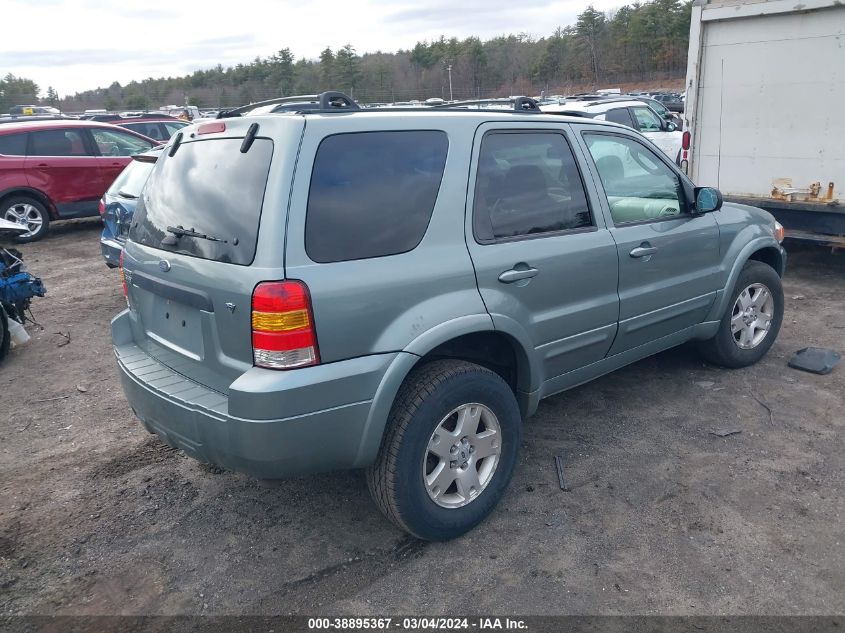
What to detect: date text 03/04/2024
<box><xmin>307</xmin><ymin>617</ymin><xmax>529</xmax><ymax>630</ymax></box>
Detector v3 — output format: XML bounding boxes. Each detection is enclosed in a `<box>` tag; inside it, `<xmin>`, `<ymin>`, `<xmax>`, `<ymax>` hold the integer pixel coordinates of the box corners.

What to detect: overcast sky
<box><xmin>2</xmin><ymin>0</ymin><xmax>622</xmax><ymax>97</ymax></box>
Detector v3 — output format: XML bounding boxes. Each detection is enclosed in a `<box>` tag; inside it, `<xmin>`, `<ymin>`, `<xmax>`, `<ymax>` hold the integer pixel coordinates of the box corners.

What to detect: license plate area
<box><xmin>142</xmin><ymin>293</ymin><xmax>205</xmax><ymax>360</ymax></box>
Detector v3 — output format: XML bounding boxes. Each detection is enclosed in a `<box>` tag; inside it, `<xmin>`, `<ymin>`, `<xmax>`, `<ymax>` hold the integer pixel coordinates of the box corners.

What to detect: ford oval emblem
<box><xmin>159</xmin><ymin>260</ymin><xmax>171</xmax><ymax>272</ymax></box>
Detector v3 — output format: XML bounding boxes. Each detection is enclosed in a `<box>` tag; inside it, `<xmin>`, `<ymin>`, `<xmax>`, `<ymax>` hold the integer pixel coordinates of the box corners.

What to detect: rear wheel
<box><xmin>366</xmin><ymin>360</ymin><xmax>521</xmax><ymax>541</ymax></box>
<box><xmin>698</xmin><ymin>260</ymin><xmax>784</xmax><ymax>368</ymax></box>
<box><xmin>2</xmin><ymin>196</ymin><xmax>50</xmax><ymax>243</ymax></box>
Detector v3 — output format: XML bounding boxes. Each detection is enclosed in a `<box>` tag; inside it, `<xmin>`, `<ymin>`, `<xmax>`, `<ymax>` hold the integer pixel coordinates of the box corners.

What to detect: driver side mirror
<box><xmin>664</xmin><ymin>121</ymin><xmax>677</xmax><ymax>132</ymax></box>
<box><xmin>694</xmin><ymin>187</ymin><xmax>723</xmax><ymax>213</ymax></box>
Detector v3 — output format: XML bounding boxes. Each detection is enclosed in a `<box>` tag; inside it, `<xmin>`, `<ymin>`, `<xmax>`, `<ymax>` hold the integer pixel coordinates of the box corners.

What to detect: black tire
<box><xmin>2</xmin><ymin>196</ymin><xmax>50</xmax><ymax>243</ymax></box>
<box><xmin>0</xmin><ymin>309</ymin><xmax>9</xmax><ymax>362</ymax></box>
<box><xmin>698</xmin><ymin>260</ymin><xmax>784</xmax><ymax>368</ymax></box>
<box><xmin>366</xmin><ymin>360</ymin><xmax>522</xmax><ymax>541</ymax></box>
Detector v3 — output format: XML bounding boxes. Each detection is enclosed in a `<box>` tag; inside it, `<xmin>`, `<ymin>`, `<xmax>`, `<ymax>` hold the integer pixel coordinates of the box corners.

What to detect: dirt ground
<box><xmin>1</xmin><ymin>218</ymin><xmax>843</xmax><ymax>617</ymax></box>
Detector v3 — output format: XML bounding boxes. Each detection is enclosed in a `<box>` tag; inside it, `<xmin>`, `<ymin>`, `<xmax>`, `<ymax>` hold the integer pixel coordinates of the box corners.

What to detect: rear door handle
<box><xmin>630</xmin><ymin>245</ymin><xmax>658</xmax><ymax>258</ymax></box>
<box><xmin>498</xmin><ymin>266</ymin><xmax>539</xmax><ymax>284</ymax></box>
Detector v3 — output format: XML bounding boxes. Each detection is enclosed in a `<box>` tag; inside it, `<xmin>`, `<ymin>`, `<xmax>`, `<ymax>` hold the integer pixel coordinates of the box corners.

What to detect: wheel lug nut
<box><xmin>450</xmin><ymin>446</ymin><xmax>458</xmax><ymax>454</ymax></box>
<box><xmin>469</xmin><ymin>446</ymin><xmax>475</xmax><ymax>453</ymax></box>
<box><xmin>450</xmin><ymin>461</ymin><xmax>457</xmax><ymax>469</ymax></box>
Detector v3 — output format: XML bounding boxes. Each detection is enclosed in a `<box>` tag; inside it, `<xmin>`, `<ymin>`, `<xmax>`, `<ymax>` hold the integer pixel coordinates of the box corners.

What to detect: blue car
<box><xmin>100</xmin><ymin>147</ymin><xmax>161</xmax><ymax>268</ymax></box>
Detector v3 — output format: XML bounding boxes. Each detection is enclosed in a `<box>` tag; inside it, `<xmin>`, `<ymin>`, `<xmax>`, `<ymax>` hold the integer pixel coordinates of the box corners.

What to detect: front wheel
<box><xmin>698</xmin><ymin>260</ymin><xmax>784</xmax><ymax>368</ymax></box>
<box><xmin>366</xmin><ymin>360</ymin><xmax>522</xmax><ymax>541</ymax></box>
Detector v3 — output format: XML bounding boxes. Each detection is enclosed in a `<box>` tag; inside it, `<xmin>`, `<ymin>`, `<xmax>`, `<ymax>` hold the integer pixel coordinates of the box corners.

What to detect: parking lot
<box><xmin>1</xmin><ymin>218</ymin><xmax>843</xmax><ymax>616</ymax></box>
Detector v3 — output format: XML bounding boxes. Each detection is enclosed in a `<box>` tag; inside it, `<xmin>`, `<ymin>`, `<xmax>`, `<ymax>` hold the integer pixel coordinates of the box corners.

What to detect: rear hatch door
<box><xmin>122</xmin><ymin>117</ymin><xmax>303</xmax><ymax>393</ymax></box>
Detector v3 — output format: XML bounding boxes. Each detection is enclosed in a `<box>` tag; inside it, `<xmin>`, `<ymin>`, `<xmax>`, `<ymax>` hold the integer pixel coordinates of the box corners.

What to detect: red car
<box><xmin>0</xmin><ymin>120</ymin><xmax>159</xmax><ymax>242</ymax></box>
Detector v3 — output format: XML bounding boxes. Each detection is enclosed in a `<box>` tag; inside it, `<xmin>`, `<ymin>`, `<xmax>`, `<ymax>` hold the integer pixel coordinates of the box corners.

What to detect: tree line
<box><xmin>7</xmin><ymin>0</ymin><xmax>691</xmax><ymax>113</ymax></box>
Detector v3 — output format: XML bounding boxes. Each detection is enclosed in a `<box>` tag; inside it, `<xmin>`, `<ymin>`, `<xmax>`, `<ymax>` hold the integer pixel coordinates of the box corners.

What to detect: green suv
<box><xmin>113</xmin><ymin>93</ymin><xmax>786</xmax><ymax>541</ymax></box>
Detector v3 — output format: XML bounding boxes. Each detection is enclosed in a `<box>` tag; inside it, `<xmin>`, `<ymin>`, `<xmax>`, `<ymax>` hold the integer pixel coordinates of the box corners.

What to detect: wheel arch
<box><xmin>747</xmin><ymin>246</ymin><xmax>785</xmax><ymax>278</ymax></box>
<box><xmin>706</xmin><ymin>237</ymin><xmax>785</xmax><ymax>322</ymax></box>
<box><xmin>0</xmin><ymin>187</ymin><xmax>58</xmax><ymax>220</ymax></box>
<box><xmin>353</xmin><ymin>322</ymin><xmax>537</xmax><ymax>468</ymax></box>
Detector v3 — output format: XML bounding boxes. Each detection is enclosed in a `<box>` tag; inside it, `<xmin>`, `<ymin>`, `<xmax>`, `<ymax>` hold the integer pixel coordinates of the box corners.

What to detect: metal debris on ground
<box><xmin>749</xmin><ymin>391</ymin><xmax>775</xmax><ymax>425</ymax></box>
<box><xmin>710</xmin><ymin>429</ymin><xmax>742</xmax><ymax>438</ymax></box>
<box><xmin>788</xmin><ymin>347</ymin><xmax>841</xmax><ymax>375</ymax></box>
<box><xmin>554</xmin><ymin>455</ymin><xmax>569</xmax><ymax>491</ymax></box>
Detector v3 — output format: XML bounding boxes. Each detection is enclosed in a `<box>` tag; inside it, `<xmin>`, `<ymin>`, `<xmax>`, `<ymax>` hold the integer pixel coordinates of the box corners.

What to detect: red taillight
<box><xmin>682</xmin><ymin>130</ymin><xmax>691</xmax><ymax>150</ymax></box>
<box><xmin>251</xmin><ymin>280</ymin><xmax>319</xmax><ymax>369</ymax></box>
<box><xmin>197</xmin><ymin>121</ymin><xmax>225</xmax><ymax>135</ymax></box>
<box><xmin>118</xmin><ymin>250</ymin><xmax>128</xmax><ymax>300</ymax></box>
<box><xmin>98</xmin><ymin>198</ymin><xmax>105</xmax><ymax>216</ymax></box>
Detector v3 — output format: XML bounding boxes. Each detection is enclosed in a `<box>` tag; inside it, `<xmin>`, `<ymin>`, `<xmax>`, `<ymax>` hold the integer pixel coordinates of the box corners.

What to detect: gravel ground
<box><xmin>1</xmin><ymin>218</ymin><xmax>843</xmax><ymax>616</ymax></box>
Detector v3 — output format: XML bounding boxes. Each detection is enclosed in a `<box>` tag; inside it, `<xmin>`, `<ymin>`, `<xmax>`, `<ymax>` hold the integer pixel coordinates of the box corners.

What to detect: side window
<box><xmin>305</xmin><ymin>130</ymin><xmax>448</xmax><ymax>263</ymax></box>
<box><xmin>0</xmin><ymin>133</ymin><xmax>27</xmax><ymax>156</ymax></box>
<box><xmin>125</xmin><ymin>122</ymin><xmax>165</xmax><ymax>141</ymax></box>
<box><xmin>473</xmin><ymin>132</ymin><xmax>592</xmax><ymax>242</ymax></box>
<box><xmin>632</xmin><ymin>107</ymin><xmax>662</xmax><ymax>132</ymax></box>
<box><xmin>90</xmin><ymin>128</ymin><xmax>156</xmax><ymax>156</ymax></box>
<box><xmin>29</xmin><ymin>129</ymin><xmax>90</xmax><ymax>156</ymax></box>
<box><xmin>605</xmin><ymin>108</ymin><xmax>635</xmax><ymax>129</ymax></box>
<box><xmin>584</xmin><ymin>133</ymin><xmax>685</xmax><ymax>225</ymax></box>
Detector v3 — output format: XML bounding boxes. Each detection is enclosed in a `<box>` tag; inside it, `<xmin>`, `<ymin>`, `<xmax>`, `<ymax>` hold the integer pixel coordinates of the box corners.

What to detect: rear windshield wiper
<box><xmin>117</xmin><ymin>190</ymin><xmax>139</xmax><ymax>199</ymax></box>
<box><xmin>164</xmin><ymin>225</ymin><xmax>228</xmax><ymax>243</ymax></box>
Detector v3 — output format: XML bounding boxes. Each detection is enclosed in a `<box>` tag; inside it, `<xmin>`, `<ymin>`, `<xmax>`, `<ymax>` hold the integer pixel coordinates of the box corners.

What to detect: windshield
<box><xmin>129</xmin><ymin>137</ymin><xmax>273</xmax><ymax>265</ymax></box>
<box><xmin>107</xmin><ymin>158</ymin><xmax>156</xmax><ymax>198</ymax></box>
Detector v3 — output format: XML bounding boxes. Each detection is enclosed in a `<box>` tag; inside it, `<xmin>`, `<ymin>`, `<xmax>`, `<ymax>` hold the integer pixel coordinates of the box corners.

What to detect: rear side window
<box><xmin>0</xmin><ymin>133</ymin><xmax>27</xmax><ymax>156</ymax></box>
<box><xmin>305</xmin><ymin>131</ymin><xmax>448</xmax><ymax>263</ymax></box>
<box><xmin>124</xmin><ymin>122</ymin><xmax>166</xmax><ymax>141</ymax></box>
<box><xmin>29</xmin><ymin>129</ymin><xmax>89</xmax><ymax>156</ymax></box>
<box><xmin>107</xmin><ymin>158</ymin><xmax>156</xmax><ymax>198</ymax></box>
<box><xmin>473</xmin><ymin>132</ymin><xmax>592</xmax><ymax>241</ymax></box>
<box><xmin>130</xmin><ymin>138</ymin><xmax>273</xmax><ymax>265</ymax></box>
<box><xmin>605</xmin><ymin>108</ymin><xmax>635</xmax><ymax>129</ymax></box>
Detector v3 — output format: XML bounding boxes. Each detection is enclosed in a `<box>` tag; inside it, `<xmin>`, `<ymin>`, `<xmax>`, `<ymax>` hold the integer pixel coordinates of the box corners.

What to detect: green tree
<box><xmin>319</xmin><ymin>47</ymin><xmax>335</xmax><ymax>89</ymax></box>
<box><xmin>334</xmin><ymin>44</ymin><xmax>361</xmax><ymax>95</ymax></box>
<box><xmin>268</xmin><ymin>48</ymin><xmax>295</xmax><ymax>95</ymax></box>
<box><xmin>576</xmin><ymin>5</ymin><xmax>606</xmax><ymax>83</ymax></box>
<box><xmin>45</xmin><ymin>86</ymin><xmax>59</xmax><ymax>106</ymax></box>
<box><xmin>124</xmin><ymin>94</ymin><xmax>148</xmax><ymax>110</ymax></box>
<box><xmin>0</xmin><ymin>73</ymin><xmax>40</xmax><ymax>112</ymax></box>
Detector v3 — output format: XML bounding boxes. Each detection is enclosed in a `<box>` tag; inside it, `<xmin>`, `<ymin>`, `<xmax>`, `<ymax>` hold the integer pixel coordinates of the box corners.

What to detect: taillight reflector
<box><xmin>682</xmin><ymin>130</ymin><xmax>691</xmax><ymax>150</ymax></box>
<box><xmin>251</xmin><ymin>281</ymin><xmax>319</xmax><ymax>369</ymax></box>
<box><xmin>197</xmin><ymin>121</ymin><xmax>225</xmax><ymax>135</ymax></box>
<box><xmin>98</xmin><ymin>198</ymin><xmax>105</xmax><ymax>216</ymax></box>
<box><xmin>118</xmin><ymin>250</ymin><xmax>128</xmax><ymax>300</ymax></box>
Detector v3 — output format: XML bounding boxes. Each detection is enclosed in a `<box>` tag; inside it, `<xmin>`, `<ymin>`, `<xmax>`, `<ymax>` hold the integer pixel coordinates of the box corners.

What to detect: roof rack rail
<box><xmin>217</xmin><ymin>91</ymin><xmax>359</xmax><ymax>118</ymax></box>
<box><xmin>432</xmin><ymin>96</ymin><xmax>541</xmax><ymax>112</ymax></box>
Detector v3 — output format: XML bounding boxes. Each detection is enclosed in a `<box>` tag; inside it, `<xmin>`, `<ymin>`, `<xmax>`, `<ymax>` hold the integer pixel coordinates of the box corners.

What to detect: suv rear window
<box><xmin>0</xmin><ymin>133</ymin><xmax>27</xmax><ymax>156</ymax></box>
<box><xmin>305</xmin><ymin>131</ymin><xmax>448</xmax><ymax>263</ymax></box>
<box><xmin>130</xmin><ymin>138</ymin><xmax>273</xmax><ymax>265</ymax></box>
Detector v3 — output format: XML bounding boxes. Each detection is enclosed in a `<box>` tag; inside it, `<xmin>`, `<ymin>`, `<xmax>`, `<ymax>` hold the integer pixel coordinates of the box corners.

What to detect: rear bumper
<box><xmin>112</xmin><ymin>310</ymin><xmax>405</xmax><ymax>479</ymax></box>
<box><xmin>100</xmin><ymin>237</ymin><xmax>123</xmax><ymax>268</ymax></box>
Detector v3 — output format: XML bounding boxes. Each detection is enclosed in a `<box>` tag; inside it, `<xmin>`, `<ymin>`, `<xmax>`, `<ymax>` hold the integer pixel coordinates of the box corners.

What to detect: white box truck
<box><xmin>684</xmin><ymin>0</ymin><xmax>845</xmax><ymax>244</ymax></box>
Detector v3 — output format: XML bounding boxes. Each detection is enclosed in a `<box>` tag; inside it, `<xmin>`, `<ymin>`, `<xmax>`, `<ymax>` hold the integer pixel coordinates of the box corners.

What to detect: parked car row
<box><xmin>540</xmin><ymin>97</ymin><xmax>684</xmax><ymax>164</ymax></box>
